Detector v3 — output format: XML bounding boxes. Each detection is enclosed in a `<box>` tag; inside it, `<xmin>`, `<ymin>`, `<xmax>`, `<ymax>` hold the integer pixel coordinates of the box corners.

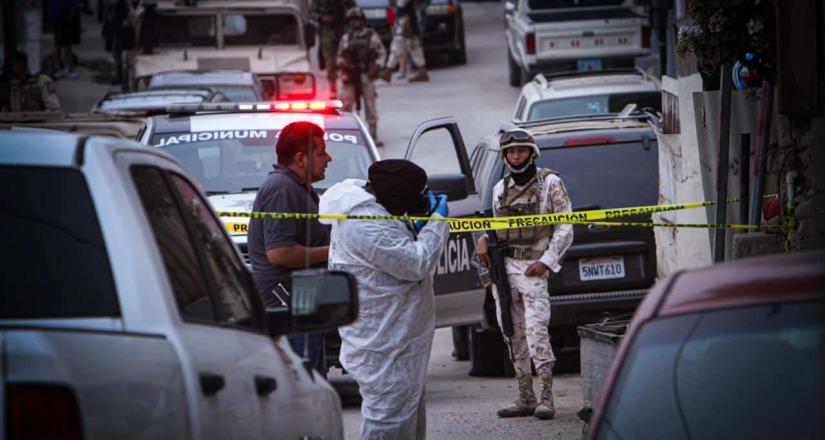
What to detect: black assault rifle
<box><xmin>486</xmin><ymin>231</ymin><xmax>514</xmax><ymax>339</ymax></box>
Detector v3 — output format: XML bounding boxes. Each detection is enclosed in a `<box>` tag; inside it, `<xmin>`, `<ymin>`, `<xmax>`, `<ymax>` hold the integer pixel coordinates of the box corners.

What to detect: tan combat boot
<box><xmin>408</xmin><ymin>68</ymin><xmax>429</xmax><ymax>82</ymax></box>
<box><xmin>369</xmin><ymin>122</ymin><xmax>384</xmax><ymax>147</ymax></box>
<box><xmin>497</xmin><ymin>373</ymin><xmax>538</xmax><ymax>418</ymax></box>
<box><xmin>534</xmin><ymin>365</ymin><xmax>556</xmax><ymax>420</ymax></box>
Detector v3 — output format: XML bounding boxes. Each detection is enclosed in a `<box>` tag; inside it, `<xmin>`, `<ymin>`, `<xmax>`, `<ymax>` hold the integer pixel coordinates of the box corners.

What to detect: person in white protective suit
<box><xmin>319</xmin><ymin>159</ymin><xmax>450</xmax><ymax>440</ymax></box>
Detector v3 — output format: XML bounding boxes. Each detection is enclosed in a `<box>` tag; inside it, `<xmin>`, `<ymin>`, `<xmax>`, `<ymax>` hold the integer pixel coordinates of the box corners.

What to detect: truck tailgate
<box><xmin>532</xmin><ymin>16</ymin><xmax>646</xmax><ymax>60</ymax></box>
<box><xmin>2</xmin><ymin>329</ymin><xmax>191</xmax><ymax>438</ymax></box>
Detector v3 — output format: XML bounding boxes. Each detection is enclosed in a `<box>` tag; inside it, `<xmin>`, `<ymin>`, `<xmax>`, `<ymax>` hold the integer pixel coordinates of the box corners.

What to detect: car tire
<box><xmin>468</xmin><ymin>325</ymin><xmax>515</xmax><ymax>377</ymax></box>
<box><xmin>519</xmin><ymin>66</ymin><xmax>531</xmax><ymax>86</ymax></box>
<box><xmin>451</xmin><ymin>325</ymin><xmax>471</xmax><ymax>361</ymax></box>
<box><xmin>508</xmin><ymin>51</ymin><xmax>521</xmax><ymax>87</ymax></box>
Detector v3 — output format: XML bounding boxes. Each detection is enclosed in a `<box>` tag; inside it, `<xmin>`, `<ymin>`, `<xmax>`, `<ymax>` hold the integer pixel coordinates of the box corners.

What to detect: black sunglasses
<box><xmin>499</xmin><ymin>129</ymin><xmax>533</xmax><ymax>146</ymax></box>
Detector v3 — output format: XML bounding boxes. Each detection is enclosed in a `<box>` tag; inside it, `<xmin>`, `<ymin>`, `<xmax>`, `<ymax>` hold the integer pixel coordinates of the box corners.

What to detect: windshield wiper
<box><xmin>206</xmin><ymin>190</ymin><xmax>230</xmax><ymax>196</ymax></box>
<box><xmin>241</xmin><ymin>187</ymin><xmax>259</xmax><ymax>192</ymax></box>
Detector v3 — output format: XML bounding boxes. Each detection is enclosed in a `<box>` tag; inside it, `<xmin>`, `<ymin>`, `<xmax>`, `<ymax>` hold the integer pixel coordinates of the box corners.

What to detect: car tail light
<box><xmin>563</xmin><ymin>136</ymin><xmax>616</xmax><ymax>147</ymax></box>
<box><xmin>8</xmin><ymin>384</ymin><xmax>83</xmax><ymax>440</ymax></box>
<box><xmin>642</xmin><ymin>26</ymin><xmax>651</xmax><ymax>48</ymax></box>
<box><xmin>525</xmin><ymin>32</ymin><xmax>536</xmax><ymax>55</ymax></box>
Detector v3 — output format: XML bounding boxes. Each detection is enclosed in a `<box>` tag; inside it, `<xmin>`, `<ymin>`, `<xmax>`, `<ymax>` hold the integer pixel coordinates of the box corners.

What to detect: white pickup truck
<box><xmin>0</xmin><ymin>131</ymin><xmax>355</xmax><ymax>439</ymax></box>
<box><xmin>505</xmin><ymin>0</ymin><xmax>650</xmax><ymax>86</ymax></box>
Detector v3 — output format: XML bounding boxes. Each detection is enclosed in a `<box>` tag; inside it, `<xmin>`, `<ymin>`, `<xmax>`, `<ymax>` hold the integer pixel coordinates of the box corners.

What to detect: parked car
<box><xmin>354</xmin><ymin>0</ymin><xmax>467</xmax><ymax>65</ymax></box>
<box><xmin>147</xmin><ymin>70</ymin><xmax>264</xmax><ymax>101</ymax></box>
<box><xmin>512</xmin><ymin>68</ymin><xmax>661</xmax><ymax>122</ymax></box>
<box><xmin>459</xmin><ymin>111</ymin><xmax>660</xmax><ymax>374</ymax></box>
<box><xmin>0</xmin><ymin>111</ymin><xmax>147</xmax><ymax>140</ymax></box>
<box><xmin>587</xmin><ymin>250</ymin><xmax>825</xmax><ymax>440</ymax></box>
<box><xmin>139</xmin><ymin>102</ymin><xmax>485</xmax><ymax>370</ymax></box>
<box><xmin>93</xmin><ymin>88</ymin><xmax>228</xmax><ymax>114</ymax></box>
<box><xmin>505</xmin><ymin>0</ymin><xmax>650</xmax><ymax>86</ymax></box>
<box><xmin>0</xmin><ymin>131</ymin><xmax>355</xmax><ymax>439</ymax></box>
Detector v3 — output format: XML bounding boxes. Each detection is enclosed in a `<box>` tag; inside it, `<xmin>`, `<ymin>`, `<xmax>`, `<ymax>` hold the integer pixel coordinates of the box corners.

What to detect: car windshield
<box><xmin>223</xmin><ymin>14</ymin><xmax>299</xmax><ymax>46</ymax></box>
<box><xmin>527</xmin><ymin>92</ymin><xmax>661</xmax><ymax>121</ymax></box>
<box><xmin>151</xmin><ymin>128</ymin><xmax>371</xmax><ymax>193</ymax></box>
<box><xmin>597</xmin><ymin>300</ymin><xmax>825</xmax><ymax>440</ymax></box>
<box><xmin>154</xmin><ymin>14</ymin><xmax>217</xmax><ymax>47</ymax></box>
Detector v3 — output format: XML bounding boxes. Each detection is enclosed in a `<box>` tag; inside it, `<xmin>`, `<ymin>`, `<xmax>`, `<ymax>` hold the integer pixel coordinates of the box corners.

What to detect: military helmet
<box><xmin>346</xmin><ymin>7</ymin><xmax>366</xmax><ymax>21</ymax></box>
<box><xmin>499</xmin><ymin>128</ymin><xmax>540</xmax><ymax>172</ymax></box>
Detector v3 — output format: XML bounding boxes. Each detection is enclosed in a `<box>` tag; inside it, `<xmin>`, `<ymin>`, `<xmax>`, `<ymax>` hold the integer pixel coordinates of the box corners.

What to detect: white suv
<box><xmin>512</xmin><ymin>68</ymin><xmax>660</xmax><ymax>122</ymax></box>
<box><xmin>0</xmin><ymin>131</ymin><xmax>354</xmax><ymax>439</ymax></box>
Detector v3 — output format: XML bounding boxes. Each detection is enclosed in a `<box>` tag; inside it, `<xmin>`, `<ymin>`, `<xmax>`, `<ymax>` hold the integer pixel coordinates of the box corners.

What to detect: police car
<box><xmin>139</xmin><ymin>102</ymin><xmax>487</xmax><ymax>346</ymax></box>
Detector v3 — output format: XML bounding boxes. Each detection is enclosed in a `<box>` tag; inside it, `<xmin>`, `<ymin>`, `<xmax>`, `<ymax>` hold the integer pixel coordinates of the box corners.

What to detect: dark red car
<box><xmin>588</xmin><ymin>250</ymin><xmax>825</xmax><ymax>439</ymax></box>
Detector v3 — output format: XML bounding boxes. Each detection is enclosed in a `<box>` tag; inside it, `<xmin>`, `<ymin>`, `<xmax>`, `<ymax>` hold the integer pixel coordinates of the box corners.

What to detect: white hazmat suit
<box><xmin>320</xmin><ymin>179</ymin><xmax>449</xmax><ymax>440</ymax></box>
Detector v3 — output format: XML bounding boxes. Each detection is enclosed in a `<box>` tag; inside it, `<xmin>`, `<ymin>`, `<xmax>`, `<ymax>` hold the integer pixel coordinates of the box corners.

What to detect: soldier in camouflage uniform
<box><xmin>0</xmin><ymin>51</ymin><xmax>62</xmax><ymax>112</ymax></box>
<box><xmin>385</xmin><ymin>0</ymin><xmax>429</xmax><ymax>82</ymax></box>
<box><xmin>337</xmin><ymin>8</ymin><xmax>387</xmax><ymax>146</ymax></box>
<box><xmin>312</xmin><ymin>0</ymin><xmax>355</xmax><ymax>96</ymax></box>
<box><xmin>476</xmin><ymin>128</ymin><xmax>573</xmax><ymax>421</ymax></box>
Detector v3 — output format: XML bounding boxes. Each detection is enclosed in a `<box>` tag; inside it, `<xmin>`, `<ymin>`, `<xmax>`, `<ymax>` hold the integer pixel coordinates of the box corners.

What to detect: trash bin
<box><xmin>577</xmin><ymin>319</ymin><xmax>628</xmax><ymax>410</ymax></box>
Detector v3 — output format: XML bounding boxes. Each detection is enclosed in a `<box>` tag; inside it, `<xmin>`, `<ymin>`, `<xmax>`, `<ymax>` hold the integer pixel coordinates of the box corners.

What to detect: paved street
<box><xmin>52</xmin><ymin>2</ymin><xmax>586</xmax><ymax>439</ymax></box>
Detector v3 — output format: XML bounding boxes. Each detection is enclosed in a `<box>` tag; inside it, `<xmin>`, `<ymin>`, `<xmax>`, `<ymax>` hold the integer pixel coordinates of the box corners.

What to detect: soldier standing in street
<box><xmin>476</xmin><ymin>128</ymin><xmax>573</xmax><ymax>420</ymax></box>
<box><xmin>385</xmin><ymin>0</ymin><xmax>429</xmax><ymax>82</ymax></box>
<box><xmin>312</xmin><ymin>0</ymin><xmax>355</xmax><ymax>97</ymax></box>
<box><xmin>337</xmin><ymin>8</ymin><xmax>389</xmax><ymax>147</ymax></box>
<box><xmin>0</xmin><ymin>51</ymin><xmax>62</xmax><ymax>112</ymax></box>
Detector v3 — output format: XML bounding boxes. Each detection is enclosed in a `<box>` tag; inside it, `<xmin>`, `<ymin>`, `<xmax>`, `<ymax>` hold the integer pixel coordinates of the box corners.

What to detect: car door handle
<box><xmin>254</xmin><ymin>375</ymin><xmax>278</xmax><ymax>396</ymax></box>
<box><xmin>199</xmin><ymin>372</ymin><xmax>225</xmax><ymax>396</ymax></box>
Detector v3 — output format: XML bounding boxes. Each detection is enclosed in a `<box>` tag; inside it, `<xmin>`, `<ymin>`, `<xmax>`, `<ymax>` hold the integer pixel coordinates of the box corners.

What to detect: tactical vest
<box><xmin>344</xmin><ymin>29</ymin><xmax>376</xmax><ymax>70</ymax></box>
<box><xmin>497</xmin><ymin>168</ymin><xmax>557</xmax><ymax>245</ymax></box>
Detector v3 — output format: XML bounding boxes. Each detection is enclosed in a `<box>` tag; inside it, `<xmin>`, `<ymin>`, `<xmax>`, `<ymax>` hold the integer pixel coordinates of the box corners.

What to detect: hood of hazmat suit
<box><xmin>319</xmin><ymin>179</ymin><xmax>450</xmax><ymax>439</ymax></box>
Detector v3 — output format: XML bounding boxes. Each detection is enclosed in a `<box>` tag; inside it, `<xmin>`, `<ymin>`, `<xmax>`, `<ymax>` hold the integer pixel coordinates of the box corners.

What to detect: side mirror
<box><xmin>304</xmin><ymin>22</ymin><xmax>317</xmax><ymax>48</ymax></box>
<box><xmin>429</xmin><ymin>173</ymin><xmax>469</xmax><ymax>201</ymax></box>
<box><xmin>504</xmin><ymin>1</ymin><xmax>516</xmax><ymax>15</ymax></box>
<box><xmin>284</xmin><ymin>269</ymin><xmax>358</xmax><ymax>334</ymax></box>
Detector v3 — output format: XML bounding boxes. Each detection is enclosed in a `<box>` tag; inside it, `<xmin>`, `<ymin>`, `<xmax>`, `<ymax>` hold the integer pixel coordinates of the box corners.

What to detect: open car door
<box><xmin>405</xmin><ymin>117</ymin><xmax>485</xmax><ymax>328</ymax></box>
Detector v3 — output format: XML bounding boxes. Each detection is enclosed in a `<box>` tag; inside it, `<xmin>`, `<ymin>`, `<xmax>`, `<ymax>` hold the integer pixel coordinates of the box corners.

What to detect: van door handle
<box><xmin>199</xmin><ymin>372</ymin><xmax>225</xmax><ymax>396</ymax></box>
<box><xmin>254</xmin><ymin>375</ymin><xmax>278</xmax><ymax>396</ymax></box>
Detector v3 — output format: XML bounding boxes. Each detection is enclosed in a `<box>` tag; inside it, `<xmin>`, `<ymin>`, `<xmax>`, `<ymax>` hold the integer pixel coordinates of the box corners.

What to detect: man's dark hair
<box><xmin>276</xmin><ymin>121</ymin><xmax>325</xmax><ymax>165</ymax></box>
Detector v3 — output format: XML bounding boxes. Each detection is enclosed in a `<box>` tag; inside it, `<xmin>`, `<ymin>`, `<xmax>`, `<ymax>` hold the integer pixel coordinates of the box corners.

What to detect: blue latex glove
<box><xmin>433</xmin><ymin>194</ymin><xmax>449</xmax><ymax>217</ymax></box>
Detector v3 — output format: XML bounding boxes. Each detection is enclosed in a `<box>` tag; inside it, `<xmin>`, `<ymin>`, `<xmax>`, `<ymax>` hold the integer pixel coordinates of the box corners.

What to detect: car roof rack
<box><xmin>512</xmin><ymin>108</ymin><xmax>660</xmax><ymax>132</ymax></box>
<box><xmin>532</xmin><ymin>67</ymin><xmax>655</xmax><ymax>88</ymax></box>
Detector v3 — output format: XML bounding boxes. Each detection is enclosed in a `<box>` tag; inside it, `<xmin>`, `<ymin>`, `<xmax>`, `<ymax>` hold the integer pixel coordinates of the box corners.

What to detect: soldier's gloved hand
<box><xmin>525</xmin><ymin>261</ymin><xmax>549</xmax><ymax>277</ymax></box>
<box><xmin>367</xmin><ymin>64</ymin><xmax>380</xmax><ymax>80</ymax></box>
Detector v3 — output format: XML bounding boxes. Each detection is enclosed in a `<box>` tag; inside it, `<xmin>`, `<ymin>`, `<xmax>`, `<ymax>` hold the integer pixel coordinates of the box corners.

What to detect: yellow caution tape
<box><xmin>572</xmin><ymin>221</ymin><xmax>783</xmax><ymax>230</ymax></box>
<box><xmin>217</xmin><ymin>198</ymin><xmax>773</xmax><ymax>234</ymax></box>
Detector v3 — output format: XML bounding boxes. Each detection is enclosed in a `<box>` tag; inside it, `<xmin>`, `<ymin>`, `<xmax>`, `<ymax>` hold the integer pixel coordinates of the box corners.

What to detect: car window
<box><xmin>0</xmin><ymin>166</ymin><xmax>119</xmax><ymax>319</ymax></box>
<box><xmin>536</xmin><ymin>140</ymin><xmax>657</xmax><ymax>210</ymax></box>
<box><xmin>223</xmin><ymin>14</ymin><xmax>298</xmax><ymax>46</ymax></box>
<box><xmin>214</xmin><ymin>86</ymin><xmax>259</xmax><ymax>102</ymax></box>
<box><xmin>151</xmin><ymin>128</ymin><xmax>371</xmax><ymax>193</ymax></box>
<box><xmin>154</xmin><ymin>14</ymin><xmax>217</xmax><ymax>47</ymax></box>
<box><xmin>132</xmin><ymin>166</ymin><xmax>215</xmax><ymax>322</ymax></box>
<box><xmin>168</xmin><ymin>173</ymin><xmax>258</xmax><ymax>329</ymax></box>
<box><xmin>527</xmin><ymin>92</ymin><xmax>661</xmax><ymax>121</ymax></box>
<box><xmin>597</xmin><ymin>300</ymin><xmax>825</xmax><ymax>440</ymax></box>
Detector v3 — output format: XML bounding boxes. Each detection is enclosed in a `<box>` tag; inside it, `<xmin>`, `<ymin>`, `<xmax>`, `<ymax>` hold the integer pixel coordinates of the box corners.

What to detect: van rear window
<box><xmin>0</xmin><ymin>167</ymin><xmax>119</xmax><ymax>319</ymax></box>
<box><xmin>537</xmin><ymin>140</ymin><xmax>657</xmax><ymax>210</ymax></box>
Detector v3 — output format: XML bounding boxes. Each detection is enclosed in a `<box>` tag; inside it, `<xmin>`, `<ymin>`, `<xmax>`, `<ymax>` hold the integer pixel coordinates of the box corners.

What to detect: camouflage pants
<box><xmin>338</xmin><ymin>74</ymin><xmax>378</xmax><ymax>128</ymax></box>
<box><xmin>385</xmin><ymin>19</ymin><xmax>426</xmax><ymax>70</ymax></box>
<box><xmin>492</xmin><ymin>259</ymin><xmax>555</xmax><ymax>376</ymax></box>
<box><xmin>319</xmin><ymin>27</ymin><xmax>339</xmax><ymax>82</ymax></box>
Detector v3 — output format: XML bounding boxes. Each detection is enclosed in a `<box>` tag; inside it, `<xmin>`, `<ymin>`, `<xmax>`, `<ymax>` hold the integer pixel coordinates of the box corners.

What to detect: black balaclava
<box><xmin>367</xmin><ymin>159</ymin><xmax>428</xmax><ymax>216</ymax></box>
<box><xmin>511</xmin><ymin>161</ymin><xmax>537</xmax><ymax>186</ymax></box>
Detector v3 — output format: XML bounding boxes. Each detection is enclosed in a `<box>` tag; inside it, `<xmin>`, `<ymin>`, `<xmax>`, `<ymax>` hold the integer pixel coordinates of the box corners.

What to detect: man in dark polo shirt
<box><xmin>247</xmin><ymin>121</ymin><xmax>332</xmax><ymax>374</ymax></box>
